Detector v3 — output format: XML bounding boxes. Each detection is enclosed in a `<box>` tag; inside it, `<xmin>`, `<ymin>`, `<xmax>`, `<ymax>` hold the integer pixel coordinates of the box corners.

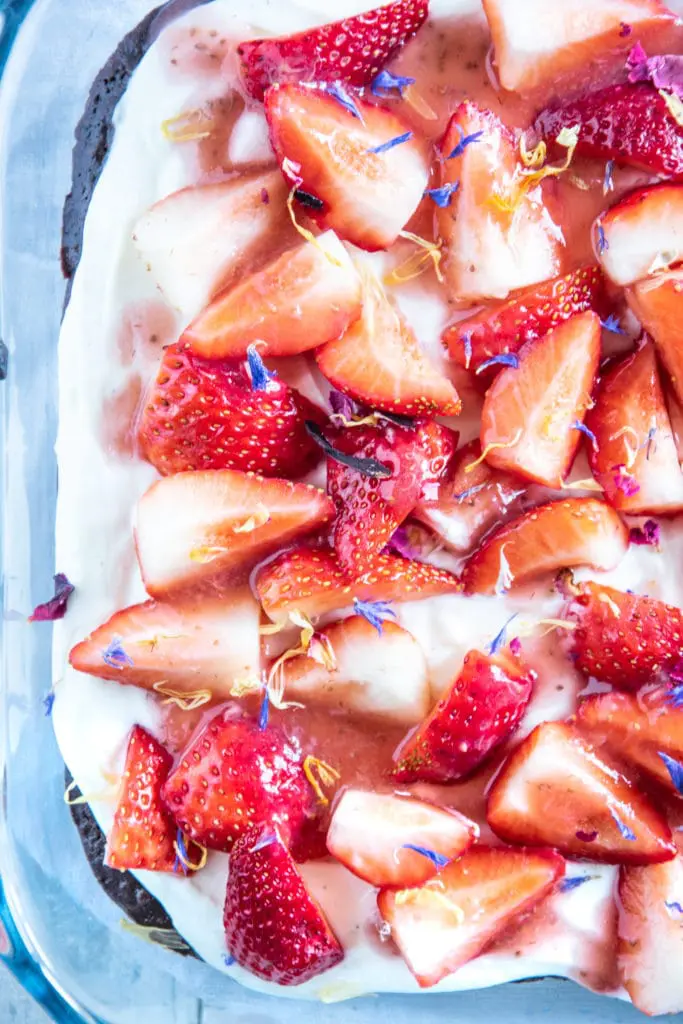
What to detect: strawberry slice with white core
<box><xmin>181</xmin><ymin>231</ymin><xmax>362</xmax><ymax>360</ymax></box>
<box><xmin>586</xmin><ymin>341</ymin><xmax>683</xmax><ymax>513</ymax></box>
<box><xmin>132</xmin><ymin>170</ymin><xmax>290</xmax><ymax>319</ymax></box>
<box><xmin>265</xmin><ymin>84</ymin><xmax>429</xmax><ymax>251</ymax></box>
<box><xmin>479</xmin><ymin>311</ymin><xmax>601</xmax><ymax>488</ymax></box>
<box><xmin>377</xmin><ymin>845</ymin><xmax>565</xmax><ymax>988</ymax></box>
<box><xmin>597</xmin><ymin>183</ymin><xmax>683</xmax><ymax>287</ymax></box>
<box><xmin>69</xmin><ymin>589</ymin><xmax>260</xmax><ymax>700</ymax></box>
<box><xmin>238</xmin><ymin>0</ymin><xmax>429</xmax><ymax>100</ymax></box>
<box><xmin>462</xmin><ymin>498</ymin><xmax>628</xmax><ymax>596</ymax></box>
<box><xmin>316</xmin><ymin>272</ymin><xmax>461</xmax><ymax>416</ymax></box>
<box><xmin>618</xmin><ymin>855</ymin><xmax>683</xmax><ymax>1016</ymax></box>
<box><xmin>135</xmin><ymin>470</ymin><xmax>334</xmax><ymax>598</ymax></box>
<box><xmin>482</xmin><ymin>0</ymin><xmax>677</xmax><ymax>94</ymax></box>
<box><xmin>255</xmin><ymin>546</ymin><xmax>461</xmax><ymax>624</ymax></box>
<box><xmin>438</xmin><ymin>101</ymin><xmax>561</xmax><ymax>302</ymax></box>
<box><xmin>627</xmin><ymin>267</ymin><xmax>683</xmax><ymax>407</ymax></box>
<box><xmin>487</xmin><ymin>721</ymin><xmax>676</xmax><ymax>864</ymax></box>
<box><xmin>279</xmin><ymin>615</ymin><xmax>430</xmax><ymax>726</ymax></box>
<box><xmin>327</xmin><ymin>789</ymin><xmax>478</xmax><ymax>888</ymax></box>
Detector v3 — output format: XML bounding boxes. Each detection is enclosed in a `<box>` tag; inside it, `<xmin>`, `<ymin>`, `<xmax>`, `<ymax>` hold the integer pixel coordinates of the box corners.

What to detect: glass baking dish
<box><xmin>0</xmin><ymin>0</ymin><xmax>681</xmax><ymax>1020</ymax></box>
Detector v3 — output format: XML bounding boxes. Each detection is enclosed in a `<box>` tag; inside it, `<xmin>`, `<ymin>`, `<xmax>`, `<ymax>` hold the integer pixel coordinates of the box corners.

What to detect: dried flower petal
<box><xmin>489</xmin><ymin>613</ymin><xmax>519</xmax><ymax>655</ymax></box>
<box><xmin>612</xmin><ymin>463</ymin><xmax>640</xmax><ymax>496</ymax></box>
<box><xmin>246</xmin><ymin>344</ymin><xmax>278</xmax><ymax>392</ymax></box>
<box><xmin>29</xmin><ymin>573</ymin><xmax>74</xmax><ymax>622</ymax></box>
<box><xmin>659</xmin><ymin>751</ymin><xmax>683</xmax><ymax>795</ymax></box>
<box><xmin>446</xmin><ymin>125</ymin><xmax>484</xmax><ymax>160</ymax></box>
<box><xmin>629</xmin><ymin>519</ymin><xmax>661</xmax><ymax>548</ymax></box>
<box><xmin>571</xmin><ymin>420</ymin><xmax>599</xmax><ymax>451</ymax></box>
<box><xmin>370</xmin><ymin>70</ymin><xmax>416</xmax><ymax>97</ymax></box>
<box><xmin>102</xmin><ymin>638</ymin><xmax>134</xmax><ymax>670</ymax></box>
<box><xmin>559</xmin><ymin>875</ymin><xmax>593</xmax><ymax>892</ymax></box>
<box><xmin>611</xmin><ymin>809</ymin><xmax>636</xmax><ymax>841</ymax></box>
<box><xmin>367</xmin><ymin>130</ymin><xmax>413</xmax><ymax>155</ymax></box>
<box><xmin>353</xmin><ymin>598</ymin><xmax>397</xmax><ymax>635</ymax></box>
<box><xmin>401</xmin><ymin>844</ymin><xmax>450</xmax><ymax>869</ymax></box>
<box><xmin>304</xmin><ymin>421</ymin><xmax>392</xmax><ymax>477</ymax></box>
<box><xmin>475</xmin><ymin>353</ymin><xmax>519</xmax><ymax>374</ymax></box>
<box><xmin>324</xmin><ymin>81</ymin><xmax>364</xmax><ymax>120</ymax></box>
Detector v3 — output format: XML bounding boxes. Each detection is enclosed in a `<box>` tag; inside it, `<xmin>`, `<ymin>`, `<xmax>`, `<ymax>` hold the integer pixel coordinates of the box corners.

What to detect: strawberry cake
<box><xmin>40</xmin><ymin>0</ymin><xmax>683</xmax><ymax>1013</ymax></box>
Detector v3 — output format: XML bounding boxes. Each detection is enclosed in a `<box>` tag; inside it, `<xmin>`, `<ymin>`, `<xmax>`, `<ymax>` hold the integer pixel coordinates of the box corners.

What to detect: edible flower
<box><xmin>247</xmin><ymin>344</ymin><xmax>278</xmax><ymax>392</ymax></box>
<box><xmin>619</xmin><ymin>21</ymin><xmax>632</xmax><ymax>37</ymax></box>
<box><xmin>43</xmin><ymin>691</ymin><xmax>55</xmax><ymax>717</ymax></box>
<box><xmin>603</xmin><ymin>160</ymin><xmax>615</xmax><ymax>195</ymax></box>
<box><xmin>353</xmin><ymin>598</ymin><xmax>397</xmax><ymax>635</ymax></box>
<box><xmin>329</xmin><ymin>390</ymin><xmax>358</xmax><ymax>423</ymax></box>
<box><xmin>571</xmin><ymin>420</ymin><xmax>598</xmax><ymax>451</ymax></box>
<box><xmin>465</xmin><ymin>429</ymin><xmax>523</xmax><ymax>474</ymax></box>
<box><xmin>461</xmin><ymin>331</ymin><xmax>473</xmax><ymax>370</ymax></box>
<box><xmin>659</xmin><ymin>751</ymin><xmax>683</xmax><ymax>795</ymax></box>
<box><xmin>559</xmin><ymin>875</ymin><xmax>593</xmax><ymax>893</ymax></box>
<box><xmin>224</xmin><ymin>955</ymin><xmax>236</xmax><ymax>967</ymax></box>
<box><xmin>627</xmin><ymin>42</ymin><xmax>683</xmax><ymax>99</ymax></box>
<box><xmin>490</xmin><ymin>126</ymin><xmax>579</xmax><ymax>213</ymax></box>
<box><xmin>611</xmin><ymin>809</ymin><xmax>636</xmax><ymax>841</ymax></box>
<box><xmin>258</xmin><ymin>689</ymin><xmax>269</xmax><ymax>731</ymax></box>
<box><xmin>488</xmin><ymin>614</ymin><xmax>519</xmax><ymax>655</ymax></box>
<box><xmin>366</xmin><ymin>130</ymin><xmax>413</xmax><ymax>155</ymax></box>
<box><xmin>596</xmin><ymin>221</ymin><xmax>608</xmax><ymax>254</ymax></box>
<box><xmin>161</xmin><ymin>107</ymin><xmax>216</xmax><ymax>142</ymax></box>
<box><xmin>304</xmin><ymin>420</ymin><xmax>392</xmax><ymax>477</ymax></box>
<box><xmin>666</xmin><ymin>901</ymin><xmax>683</xmax><ymax>915</ymax></box>
<box><xmin>250</xmin><ymin>831</ymin><xmax>277</xmax><ymax>853</ymax></box>
<box><xmin>601</xmin><ymin>313</ymin><xmax>624</xmax><ymax>334</ymax></box>
<box><xmin>303</xmin><ymin>756</ymin><xmax>340</xmax><ymax>805</ymax></box>
<box><xmin>494</xmin><ymin>546</ymin><xmax>513</xmax><ymax>596</ymax></box>
<box><xmin>173</xmin><ymin>829</ymin><xmax>208</xmax><ymax>875</ymax></box>
<box><xmin>475</xmin><ymin>353</ymin><xmax>519</xmax><ymax>374</ymax></box>
<box><xmin>29</xmin><ymin>573</ymin><xmax>74</xmax><ymax>622</ymax></box>
<box><xmin>667</xmin><ymin>682</ymin><xmax>683</xmax><ymax>707</ymax></box>
<box><xmin>324</xmin><ymin>81</ymin><xmax>364</xmax><ymax>120</ymax></box>
<box><xmin>152</xmin><ymin>681</ymin><xmax>212</xmax><ymax>711</ymax></box>
<box><xmin>401</xmin><ymin>844</ymin><xmax>450</xmax><ymax>869</ymax></box>
<box><xmin>424</xmin><ymin>181</ymin><xmax>460</xmax><ymax>207</ymax></box>
<box><xmin>629</xmin><ymin>519</ymin><xmax>661</xmax><ymax>548</ymax></box>
<box><xmin>612</xmin><ymin>464</ymin><xmax>640</xmax><ymax>497</ymax></box>
<box><xmin>446</xmin><ymin>125</ymin><xmax>484</xmax><ymax>159</ymax></box>
<box><xmin>370</xmin><ymin>70</ymin><xmax>415</xmax><ymax>97</ymax></box>
<box><xmin>102</xmin><ymin>637</ymin><xmax>134</xmax><ymax>670</ymax></box>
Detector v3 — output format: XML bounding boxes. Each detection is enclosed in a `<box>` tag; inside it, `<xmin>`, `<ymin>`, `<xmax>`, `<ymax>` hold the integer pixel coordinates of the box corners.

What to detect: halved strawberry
<box><xmin>377</xmin><ymin>845</ymin><xmax>564</xmax><ymax>988</ymax></box>
<box><xmin>479</xmin><ymin>311</ymin><xmax>601</xmax><ymax>487</ymax></box>
<box><xmin>224</xmin><ymin>823</ymin><xmax>343</xmax><ymax>985</ymax></box>
<box><xmin>255</xmin><ymin>546</ymin><xmax>461</xmax><ymax>624</ymax></box>
<box><xmin>327</xmin><ymin>789</ymin><xmax>478</xmax><ymax>888</ymax></box>
<box><xmin>392</xmin><ymin>648</ymin><xmax>535</xmax><ymax>783</ymax></box>
<box><xmin>487</xmin><ymin>721</ymin><xmax>676</xmax><ymax>864</ymax></box>
<box><xmin>564</xmin><ymin>579</ymin><xmax>683</xmax><ymax>689</ymax></box>
<box><xmin>462</xmin><ymin>498</ymin><xmax>628</xmax><ymax>596</ymax></box>
<box><xmin>627</xmin><ymin>267</ymin><xmax>683</xmax><ymax>407</ymax></box>
<box><xmin>443</xmin><ymin>267</ymin><xmax>609</xmax><ymax>375</ymax></box>
<box><xmin>280</xmin><ymin>615</ymin><xmax>430</xmax><ymax>726</ymax></box>
<box><xmin>181</xmin><ymin>231</ymin><xmax>362</xmax><ymax>360</ymax></box>
<box><xmin>597</xmin><ymin>183</ymin><xmax>683</xmax><ymax>287</ymax></box>
<box><xmin>69</xmin><ymin>589</ymin><xmax>260</xmax><ymax>700</ymax></box>
<box><xmin>585</xmin><ymin>341</ymin><xmax>683</xmax><ymax>513</ymax></box>
<box><xmin>482</xmin><ymin>0</ymin><xmax>677</xmax><ymax>93</ymax></box>
<box><xmin>414</xmin><ymin>439</ymin><xmax>525</xmax><ymax>554</ymax></box>
<box><xmin>135</xmin><ymin>470</ymin><xmax>334</xmax><ymax>597</ymax></box>
<box><xmin>438</xmin><ymin>101</ymin><xmax>561</xmax><ymax>302</ymax></box>
<box><xmin>237</xmin><ymin>0</ymin><xmax>429</xmax><ymax>100</ymax></box>
<box><xmin>162</xmin><ymin>711</ymin><xmax>316</xmax><ymax>856</ymax></box>
<box><xmin>107</xmin><ymin>726</ymin><xmax>176</xmax><ymax>872</ymax></box>
<box><xmin>265</xmin><ymin>84</ymin><xmax>428</xmax><ymax>251</ymax></box>
<box><xmin>137</xmin><ymin>343</ymin><xmax>326</xmax><ymax>478</ymax></box>
<box><xmin>618</xmin><ymin>854</ymin><xmax>683</xmax><ymax>1015</ymax></box>
<box><xmin>535</xmin><ymin>83</ymin><xmax>683</xmax><ymax>179</ymax></box>
<box><xmin>132</xmin><ymin>170</ymin><xmax>291</xmax><ymax>318</ymax></box>
<box><xmin>316</xmin><ymin>273</ymin><xmax>461</xmax><ymax>416</ymax></box>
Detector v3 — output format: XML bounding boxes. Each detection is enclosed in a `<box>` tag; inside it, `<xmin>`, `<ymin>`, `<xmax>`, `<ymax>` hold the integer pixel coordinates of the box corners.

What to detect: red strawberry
<box><xmin>618</xmin><ymin>854</ymin><xmax>683</xmax><ymax>1016</ymax></box>
<box><xmin>377</xmin><ymin>845</ymin><xmax>564</xmax><ymax>988</ymax></box>
<box><xmin>162</xmin><ymin>711</ymin><xmax>316</xmax><ymax>858</ymax></box>
<box><xmin>327</xmin><ymin>789</ymin><xmax>478</xmax><ymax>888</ymax></box>
<box><xmin>69</xmin><ymin>588</ymin><xmax>260</xmax><ymax>701</ymax></box>
<box><xmin>487</xmin><ymin>721</ymin><xmax>676</xmax><ymax>864</ymax></box>
<box><xmin>437</xmin><ymin>101</ymin><xmax>561</xmax><ymax>302</ymax></box>
<box><xmin>255</xmin><ymin>545</ymin><xmax>461</xmax><ymax>624</ymax></box>
<box><xmin>585</xmin><ymin>341</ymin><xmax>683</xmax><ymax>514</ymax></box>
<box><xmin>479</xmin><ymin>311</ymin><xmax>601</xmax><ymax>487</ymax></box>
<box><xmin>462</xmin><ymin>498</ymin><xmax>628</xmax><ymax>596</ymax></box>
<box><xmin>224</xmin><ymin>823</ymin><xmax>344</xmax><ymax>985</ymax></box>
<box><xmin>135</xmin><ymin>469</ymin><xmax>334</xmax><ymax>597</ymax></box>
<box><xmin>316</xmin><ymin>273</ymin><xmax>461</xmax><ymax>416</ymax></box>
<box><xmin>414</xmin><ymin>439</ymin><xmax>525</xmax><ymax>554</ymax></box>
<box><xmin>265</xmin><ymin>84</ymin><xmax>428</xmax><ymax>251</ymax></box>
<box><xmin>535</xmin><ymin>83</ymin><xmax>683</xmax><ymax>179</ymax></box>
<box><xmin>627</xmin><ymin>267</ymin><xmax>683</xmax><ymax>408</ymax></box>
<box><xmin>137</xmin><ymin>343</ymin><xmax>325</xmax><ymax>479</ymax></box>
<box><xmin>564</xmin><ymin>579</ymin><xmax>683</xmax><ymax>689</ymax></box>
<box><xmin>237</xmin><ymin>0</ymin><xmax>429</xmax><ymax>100</ymax></box>
<box><xmin>392</xmin><ymin>648</ymin><xmax>534</xmax><ymax>783</ymax></box>
<box><xmin>597</xmin><ymin>183</ymin><xmax>683</xmax><ymax>287</ymax></box>
<box><xmin>107</xmin><ymin>726</ymin><xmax>176</xmax><ymax>872</ymax></box>
<box><xmin>181</xmin><ymin>231</ymin><xmax>362</xmax><ymax>360</ymax></box>
<box><xmin>443</xmin><ymin>266</ymin><xmax>609</xmax><ymax>376</ymax></box>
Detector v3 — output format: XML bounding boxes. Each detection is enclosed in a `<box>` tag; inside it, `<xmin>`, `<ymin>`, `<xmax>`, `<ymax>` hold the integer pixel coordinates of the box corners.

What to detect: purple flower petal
<box><xmin>29</xmin><ymin>573</ymin><xmax>74</xmax><ymax>622</ymax></box>
<box><xmin>612</xmin><ymin>464</ymin><xmax>640</xmax><ymax>497</ymax></box>
<box><xmin>626</xmin><ymin>42</ymin><xmax>683</xmax><ymax>99</ymax></box>
<box><xmin>629</xmin><ymin>519</ymin><xmax>661</xmax><ymax>547</ymax></box>
<box><xmin>576</xmin><ymin>829</ymin><xmax>598</xmax><ymax>842</ymax></box>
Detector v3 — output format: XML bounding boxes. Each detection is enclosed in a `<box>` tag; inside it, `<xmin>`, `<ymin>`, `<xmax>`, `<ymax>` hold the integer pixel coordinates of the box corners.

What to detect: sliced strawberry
<box><xmin>107</xmin><ymin>726</ymin><xmax>176</xmax><ymax>872</ymax></box>
<box><xmin>316</xmin><ymin>274</ymin><xmax>461</xmax><ymax>416</ymax></box>
<box><xmin>443</xmin><ymin>267</ymin><xmax>609</xmax><ymax>375</ymax></box>
<box><xmin>438</xmin><ymin>101</ymin><xmax>561</xmax><ymax>302</ymax></box>
<box><xmin>392</xmin><ymin>648</ymin><xmax>534</xmax><ymax>783</ymax></box>
<box><xmin>586</xmin><ymin>341</ymin><xmax>683</xmax><ymax>513</ymax></box>
<box><xmin>327</xmin><ymin>789</ymin><xmax>478</xmax><ymax>888</ymax></box>
<box><xmin>181</xmin><ymin>231</ymin><xmax>362</xmax><ymax>360</ymax></box>
<box><xmin>255</xmin><ymin>546</ymin><xmax>461</xmax><ymax>624</ymax></box>
<box><xmin>237</xmin><ymin>0</ymin><xmax>428</xmax><ymax>100</ymax></box>
<box><xmin>535</xmin><ymin>83</ymin><xmax>683</xmax><ymax>179</ymax></box>
<box><xmin>377</xmin><ymin>845</ymin><xmax>564</xmax><ymax>988</ymax></box>
<box><xmin>265</xmin><ymin>84</ymin><xmax>428</xmax><ymax>251</ymax></box>
<box><xmin>618</xmin><ymin>854</ymin><xmax>683</xmax><ymax>1016</ymax></box>
<box><xmin>462</xmin><ymin>498</ymin><xmax>628</xmax><ymax>596</ymax></box>
<box><xmin>564</xmin><ymin>579</ymin><xmax>683</xmax><ymax>689</ymax></box>
<box><xmin>135</xmin><ymin>470</ymin><xmax>334</xmax><ymax>598</ymax></box>
<box><xmin>479</xmin><ymin>311</ymin><xmax>601</xmax><ymax>487</ymax></box>
<box><xmin>132</xmin><ymin>170</ymin><xmax>291</xmax><ymax>318</ymax></box>
<box><xmin>487</xmin><ymin>721</ymin><xmax>676</xmax><ymax>864</ymax></box>
<box><xmin>597</xmin><ymin>183</ymin><xmax>683</xmax><ymax>287</ymax></box>
<box><xmin>414</xmin><ymin>439</ymin><xmax>525</xmax><ymax>554</ymax></box>
<box><xmin>280</xmin><ymin>615</ymin><xmax>430</xmax><ymax>726</ymax></box>
<box><xmin>137</xmin><ymin>343</ymin><xmax>325</xmax><ymax>479</ymax></box>
<box><xmin>224</xmin><ymin>823</ymin><xmax>343</xmax><ymax>985</ymax></box>
<box><xmin>69</xmin><ymin>589</ymin><xmax>260</xmax><ymax>701</ymax></box>
<box><xmin>628</xmin><ymin>267</ymin><xmax>683</xmax><ymax>407</ymax></box>
<box><xmin>482</xmin><ymin>0</ymin><xmax>677</xmax><ymax>93</ymax></box>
